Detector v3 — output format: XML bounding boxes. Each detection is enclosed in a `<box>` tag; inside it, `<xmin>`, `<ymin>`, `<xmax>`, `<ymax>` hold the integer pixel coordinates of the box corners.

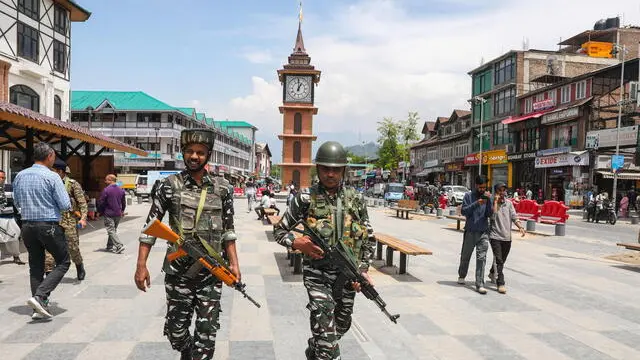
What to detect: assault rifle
<box><xmin>290</xmin><ymin>219</ymin><xmax>400</xmax><ymax>324</ymax></box>
<box><xmin>0</xmin><ymin>225</ymin><xmax>15</xmax><ymax>239</ymax></box>
<box><xmin>143</xmin><ymin>219</ymin><xmax>261</xmax><ymax>308</ymax></box>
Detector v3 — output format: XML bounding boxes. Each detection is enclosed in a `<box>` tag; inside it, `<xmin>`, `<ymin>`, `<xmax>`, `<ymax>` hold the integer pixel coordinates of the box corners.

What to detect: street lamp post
<box><xmin>612</xmin><ymin>44</ymin><xmax>627</xmax><ymax>203</ymax></box>
<box><xmin>154</xmin><ymin>127</ymin><xmax>160</xmax><ymax>170</ymax></box>
<box><xmin>470</xmin><ymin>96</ymin><xmax>487</xmax><ymax>176</ymax></box>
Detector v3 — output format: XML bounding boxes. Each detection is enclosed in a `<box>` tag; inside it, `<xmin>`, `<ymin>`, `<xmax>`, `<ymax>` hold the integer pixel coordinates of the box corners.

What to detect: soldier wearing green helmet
<box><xmin>134</xmin><ymin>128</ymin><xmax>241</xmax><ymax>360</ymax></box>
<box><xmin>274</xmin><ymin>141</ymin><xmax>376</xmax><ymax>360</ymax></box>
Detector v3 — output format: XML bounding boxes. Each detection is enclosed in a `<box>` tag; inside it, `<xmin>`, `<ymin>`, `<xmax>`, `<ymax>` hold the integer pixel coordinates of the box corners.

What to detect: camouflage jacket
<box><xmin>139</xmin><ymin>171</ymin><xmax>236</xmax><ymax>275</ymax></box>
<box><xmin>273</xmin><ymin>184</ymin><xmax>375</xmax><ymax>271</ymax></box>
<box><xmin>60</xmin><ymin>177</ymin><xmax>88</xmax><ymax>229</ymax></box>
<box><xmin>0</xmin><ymin>182</ymin><xmax>5</xmax><ymax>210</ymax></box>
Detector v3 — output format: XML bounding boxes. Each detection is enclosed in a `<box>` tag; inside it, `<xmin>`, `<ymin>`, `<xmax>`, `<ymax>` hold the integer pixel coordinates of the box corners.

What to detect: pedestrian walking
<box><xmin>273</xmin><ymin>141</ymin><xmax>376</xmax><ymax>359</ymax></box>
<box><xmin>44</xmin><ymin>160</ymin><xmax>88</xmax><ymax>281</ymax></box>
<box><xmin>245</xmin><ymin>177</ymin><xmax>256</xmax><ymax>213</ymax></box>
<box><xmin>98</xmin><ymin>174</ymin><xmax>126</xmax><ymax>253</ymax></box>
<box><xmin>458</xmin><ymin>175</ymin><xmax>493</xmax><ymax>294</ymax></box>
<box><xmin>487</xmin><ymin>182</ymin><xmax>525</xmax><ymax>294</ymax></box>
<box><xmin>13</xmin><ymin>143</ymin><xmax>71</xmax><ymax>319</ymax></box>
<box><xmin>135</xmin><ymin>128</ymin><xmax>241</xmax><ymax>359</ymax></box>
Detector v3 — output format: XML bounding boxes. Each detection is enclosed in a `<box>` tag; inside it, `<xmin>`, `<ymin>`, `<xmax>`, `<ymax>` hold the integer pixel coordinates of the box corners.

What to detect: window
<box><xmin>535</xmin><ymin>93</ymin><xmax>545</xmax><ymax>102</ymax></box>
<box><xmin>524</xmin><ymin>98</ymin><xmax>533</xmax><ymax>114</ymax></box>
<box><xmin>137</xmin><ymin>113</ymin><xmax>161</xmax><ymax>122</ymax></box>
<box><xmin>54</xmin><ymin>95</ymin><xmax>61</xmax><ymax>120</ymax></box>
<box><xmin>17</xmin><ymin>22</ymin><xmax>38</xmax><ymax>62</ymax></box>
<box><xmin>493</xmin><ymin>88</ymin><xmax>516</xmax><ymax>117</ymax></box>
<box><xmin>551</xmin><ymin>121</ymin><xmax>578</xmax><ymax>148</ymax></box>
<box><xmin>547</xmin><ymin>90</ymin><xmax>557</xmax><ymax>104</ymax></box>
<box><xmin>576</xmin><ymin>80</ymin><xmax>586</xmax><ymax>100</ymax></box>
<box><xmin>18</xmin><ymin>0</ymin><xmax>39</xmax><ymax>20</ymax></box>
<box><xmin>494</xmin><ymin>56</ymin><xmax>515</xmax><ymax>85</ymax></box>
<box><xmin>561</xmin><ymin>85</ymin><xmax>571</xmax><ymax>104</ymax></box>
<box><xmin>293</xmin><ymin>141</ymin><xmax>301</xmax><ymax>163</ymax></box>
<box><xmin>518</xmin><ymin>127</ymin><xmax>540</xmax><ymax>152</ymax></box>
<box><xmin>294</xmin><ymin>112</ymin><xmax>302</xmax><ymax>134</ymax></box>
<box><xmin>472</xmin><ymin>69</ymin><xmax>492</xmax><ymax>96</ymax></box>
<box><xmin>292</xmin><ymin>170</ymin><xmax>300</xmax><ymax>187</ymax></box>
<box><xmin>492</xmin><ymin>122</ymin><xmax>511</xmax><ymax>145</ymax></box>
<box><xmin>10</xmin><ymin>85</ymin><xmax>39</xmax><ymax>112</ymax></box>
<box><xmin>53</xmin><ymin>40</ymin><xmax>66</xmax><ymax>73</ymax></box>
<box><xmin>54</xmin><ymin>5</ymin><xmax>67</xmax><ymax>34</ymax></box>
<box><xmin>455</xmin><ymin>122</ymin><xmax>461</xmax><ymax>133</ymax></box>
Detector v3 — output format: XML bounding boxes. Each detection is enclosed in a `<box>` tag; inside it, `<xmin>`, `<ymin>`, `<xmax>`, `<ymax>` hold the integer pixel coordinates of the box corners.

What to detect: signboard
<box><xmin>506</xmin><ymin>151</ymin><xmax>537</xmax><ymax>161</ymax></box>
<box><xmin>541</xmin><ymin>106</ymin><xmax>580</xmax><ymax>125</ymax></box>
<box><xmin>534</xmin><ymin>152</ymin><xmax>589</xmax><ymax>168</ymax></box>
<box><xmin>464</xmin><ymin>150</ymin><xmax>508</xmax><ymax>166</ymax></box>
<box><xmin>536</xmin><ymin>147</ymin><xmax>571</xmax><ymax>157</ymax></box>
<box><xmin>585</xmin><ymin>126</ymin><xmax>638</xmax><ymax>149</ymax></box>
<box><xmin>424</xmin><ymin>160</ymin><xmax>439</xmax><ymax>168</ymax></box>
<box><xmin>445</xmin><ymin>162</ymin><xmax>463</xmax><ymax>172</ymax></box>
<box><xmin>533</xmin><ymin>99</ymin><xmax>555</xmax><ymax>111</ymax></box>
<box><xmin>612</xmin><ymin>155</ymin><xmax>625</xmax><ymax>171</ymax></box>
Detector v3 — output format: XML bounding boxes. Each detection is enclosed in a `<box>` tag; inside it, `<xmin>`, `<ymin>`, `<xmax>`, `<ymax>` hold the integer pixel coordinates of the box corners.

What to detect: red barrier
<box><xmin>516</xmin><ymin>199</ymin><xmax>539</xmax><ymax>221</ymax></box>
<box><xmin>539</xmin><ymin>201</ymin><xmax>569</xmax><ymax>224</ymax></box>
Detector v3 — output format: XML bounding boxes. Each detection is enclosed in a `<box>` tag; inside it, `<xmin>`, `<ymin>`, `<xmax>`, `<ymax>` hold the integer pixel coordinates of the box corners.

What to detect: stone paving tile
<box><xmin>460</xmin><ymin>293</ymin><xmax>540</xmax><ymax>313</ymax></box>
<box><xmin>398</xmin><ymin>313</ymin><xmax>446</xmax><ymax>336</ymax></box>
<box><xmin>127</xmin><ymin>341</ymin><xmax>177</xmax><ymax>360</ymax></box>
<box><xmin>22</xmin><ymin>342</ymin><xmax>88</xmax><ymax>360</ymax></box>
<box><xmin>3</xmin><ymin>317</ymin><xmax>73</xmax><ymax>343</ymax></box>
<box><xmin>94</xmin><ymin>316</ymin><xmax>153</xmax><ymax>342</ymax></box>
<box><xmin>530</xmin><ymin>332</ymin><xmax>616</xmax><ymax>360</ymax></box>
<box><xmin>228</xmin><ymin>340</ymin><xmax>276</xmax><ymax>359</ymax></box>
<box><xmin>600</xmin><ymin>329</ymin><xmax>640</xmax><ymax>350</ymax></box>
<box><xmin>75</xmin><ymin>284</ymin><xmax>140</xmax><ymax>299</ymax></box>
<box><xmin>455</xmin><ymin>334</ymin><xmax>527</xmax><ymax>359</ymax></box>
<box><xmin>0</xmin><ymin>343</ymin><xmax>39</xmax><ymax>360</ymax></box>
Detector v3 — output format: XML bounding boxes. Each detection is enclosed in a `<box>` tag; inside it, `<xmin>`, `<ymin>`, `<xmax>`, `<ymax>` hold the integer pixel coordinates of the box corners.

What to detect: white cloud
<box><xmin>241</xmin><ymin>49</ymin><xmax>274</xmax><ymax>64</ymax></box>
<box><xmin>208</xmin><ymin>0</ymin><xmax>640</xmax><ymax>162</ymax></box>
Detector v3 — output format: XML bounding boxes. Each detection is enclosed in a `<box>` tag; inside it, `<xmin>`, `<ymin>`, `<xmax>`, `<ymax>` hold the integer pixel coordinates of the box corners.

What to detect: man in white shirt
<box><xmin>254</xmin><ymin>189</ymin><xmax>271</xmax><ymax>220</ymax></box>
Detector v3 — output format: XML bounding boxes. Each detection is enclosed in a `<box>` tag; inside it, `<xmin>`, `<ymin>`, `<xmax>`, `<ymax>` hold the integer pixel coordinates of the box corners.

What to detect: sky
<box><xmin>70</xmin><ymin>0</ymin><xmax>640</xmax><ymax>162</ymax></box>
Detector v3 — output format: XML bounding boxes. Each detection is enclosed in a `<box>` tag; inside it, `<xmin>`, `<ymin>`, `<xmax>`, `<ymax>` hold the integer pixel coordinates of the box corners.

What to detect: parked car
<box><xmin>441</xmin><ymin>185</ymin><xmax>469</xmax><ymax>206</ymax></box>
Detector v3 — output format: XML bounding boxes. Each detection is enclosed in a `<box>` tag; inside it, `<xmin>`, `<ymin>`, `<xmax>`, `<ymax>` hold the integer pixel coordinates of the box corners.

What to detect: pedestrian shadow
<box><xmin>272</xmin><ymin>252</ymin><xmax>302</xmax><ymax>283</ymax></box>
<box><xmin>442</xmin><ymin>227</ymin><xmax>464</xmax><ymax>233</ymax></box>
<box><xmin>8</xmin><ymin>303</ymin><xmax>67</xmax><ymax>317</ymax></box>
<box><xmin>264</xmin><ymin>230</ymin><xmax>275</xmax><ymax>242</ymax></box>
<box><xmin>60</xmin><ymin>277</ymin><xmax>82</xmax><ymax>284</ymax></box>
<box><xmin>436</xmin><ymin>280</ymin><xmax>480</xmax><ymax>293</ymax></box>
<box><xmin>611</xmin><ymin>264</ymin><xmax>640</xmax><ymax>273</ymax></box>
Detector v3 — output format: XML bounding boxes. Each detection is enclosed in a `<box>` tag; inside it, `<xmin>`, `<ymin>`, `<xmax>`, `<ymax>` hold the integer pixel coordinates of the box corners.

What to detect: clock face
<box><xmin>285</xmin><ymin>76</ymin><xmax>312</xmax><ymax>103</ymax></box>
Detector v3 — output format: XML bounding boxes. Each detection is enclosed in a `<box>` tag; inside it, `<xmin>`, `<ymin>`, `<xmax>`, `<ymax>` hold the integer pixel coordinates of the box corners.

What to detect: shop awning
<box><xmin>597</xmin><ymin>171</ymin><xmax>640</xmax><ymax>180</ymax></box>
<box><xmin>501</xmin><ymin>110</ymin><xmax>547</xmax><ymax>125</ymax></box>
<box><xmin>0</xmin><ymin>101</ymin><xmax>146</xmax><ymax>156</ymax></box>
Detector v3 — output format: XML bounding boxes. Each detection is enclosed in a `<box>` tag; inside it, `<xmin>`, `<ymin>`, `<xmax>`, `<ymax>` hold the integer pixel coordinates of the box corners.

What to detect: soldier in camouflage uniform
<box><xmin>44</xmin><ymin>159</ymin><xmax>88</xmax><ymax>280</ymax></box>
<box><xmin>134</xmin><ymin>128</ymin><xmax>240</xmax><ymax>360</ymax></box>
<box><xmin>273</xmin><ymin>141</ymin><xmax>376</xmax><ymax>360</ymax></box>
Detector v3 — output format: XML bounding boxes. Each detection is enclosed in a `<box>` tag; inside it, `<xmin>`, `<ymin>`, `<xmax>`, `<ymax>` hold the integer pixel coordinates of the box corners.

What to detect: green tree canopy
<box><xmin>375</xmin><ymin>112</ymin><xmax>420</xmax><ymax>170</ymax></box>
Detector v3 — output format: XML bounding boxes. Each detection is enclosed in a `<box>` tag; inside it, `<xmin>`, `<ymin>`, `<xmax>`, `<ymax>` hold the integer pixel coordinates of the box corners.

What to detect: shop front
<box><xmin>534</xmin><ymin>147</ymin><xmax>589</xmax><ymax>206</ymax></box>
<box><xmin>464</xmin><ymin>149</ymin><xmax>510</xmax><ymax>188</ymax></box>
<box><xmin>507</xmin><ymin>151</ymin><xmax>539</xmax><ymax>194</ymax></box>
<box><xmin>445</xmin><ymin>161</ymin><xmax>466</xmax><ymax>186</ymax></box>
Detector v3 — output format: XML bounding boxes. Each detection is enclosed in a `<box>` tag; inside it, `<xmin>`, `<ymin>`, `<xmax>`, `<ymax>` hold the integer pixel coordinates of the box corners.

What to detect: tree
<box><xmin>375</xmin><ymin>117</ymin><xmax>400</xmax><ymax>170</ymax></box>
<box><xmin>270</xmin><ymin>165</ymin><xmax>281</xmax><ymax>179</ymax></box>
<box><xmin>398</xmin><ymin>112</ymin><xmax>421</xmax><ymax>181</ymax></box>
<box><xmin>346</xmin><ymin>151</ymin><xmax>366</xmax><ymax>164</ymax></box>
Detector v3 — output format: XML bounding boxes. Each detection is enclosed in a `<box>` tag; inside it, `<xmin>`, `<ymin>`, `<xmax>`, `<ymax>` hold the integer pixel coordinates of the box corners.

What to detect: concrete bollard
<box><xmin>526</xmin><ymin>220</ymin><xmax>536</xmax><ymax>232</ymax></box>
<box><xmin>631</xmin><ymin>215</ymin><xmax>639</xmax><ymax>225</ymax></box>
<box><xmin>137</xmin><ymin>196</ymin><xmax>142</xmax><ymax>204</ymax></box>
<box><xmin>449</xmin><ymin>209</ymin><xmax>456</xmax><ymax>216</ymax></box>
<box><xmin>436</xmin><ymin>208</ymin><xmax>443</xmax><ymax>218</ymax></box>
<box><xmin>126</xmin><ymin>197</ymin><xmax>133</xmax><ymax>206</ymax></box>
<box><xmin>555</xmin><ymin>223</ymin><xmax>566</xmax><ymax>236</ymax></box>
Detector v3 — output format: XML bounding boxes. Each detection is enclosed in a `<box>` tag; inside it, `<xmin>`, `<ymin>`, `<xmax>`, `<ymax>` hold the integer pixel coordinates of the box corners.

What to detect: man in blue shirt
<box><xmin>458</xmin><ymin>175</ymin><xmax>493</xmax><ymax>294</ymax></box>
<box><xmin>14</xmin><ymin>143</ymin><xmax>71</xmax><ymax>319</ymax></box>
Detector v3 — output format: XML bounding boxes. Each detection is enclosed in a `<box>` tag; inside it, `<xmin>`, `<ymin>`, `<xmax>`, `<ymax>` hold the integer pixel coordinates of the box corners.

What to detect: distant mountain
<box><xmin>345</xmin><ymin>142</ymin><xmax>379</xmax><ymax>159</ymax></box>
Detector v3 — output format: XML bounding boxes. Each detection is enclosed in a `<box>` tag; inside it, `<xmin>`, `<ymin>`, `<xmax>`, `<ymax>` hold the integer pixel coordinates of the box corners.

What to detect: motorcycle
<box><xmin>587</xmin><ymin>200</ymin><xmax>616</xmax><ymax>225</ymax></box>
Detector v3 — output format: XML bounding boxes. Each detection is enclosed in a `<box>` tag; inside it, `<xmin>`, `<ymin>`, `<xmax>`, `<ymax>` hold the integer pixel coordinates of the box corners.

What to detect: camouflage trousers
<box><xmin>44</xmin><ymin>226</ymin><xmax>82</xmax><ymax>272</ymax></box>
<box><xmin>164</xmin><ymin>268</ymin><xmax>222</xmax><ymax>360</ymax></box>
<box><xmin>303</xmin><ymin>265</ymin><xmax>356</xmax><ymax>360</ymax></box>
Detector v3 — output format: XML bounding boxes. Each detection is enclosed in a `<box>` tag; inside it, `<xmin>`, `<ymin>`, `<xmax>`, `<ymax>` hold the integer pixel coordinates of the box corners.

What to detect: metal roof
<box><xmin>71</xmin><ymin>91</ymin><xmax>176</xmax><ymax>112</ymax></box>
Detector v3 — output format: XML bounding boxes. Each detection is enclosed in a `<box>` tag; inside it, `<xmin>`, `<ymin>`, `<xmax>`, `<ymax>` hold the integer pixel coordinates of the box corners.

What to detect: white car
<box><xmin>441</xmin><ymin>185</ymin><xmax>469</xmax><ymax>206</ymax></box>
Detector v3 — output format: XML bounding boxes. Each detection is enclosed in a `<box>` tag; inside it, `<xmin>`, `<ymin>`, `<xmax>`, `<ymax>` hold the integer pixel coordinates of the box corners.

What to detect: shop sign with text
<box><xmin>464</xmin><ymin>150</ymin><xmax>508</xmax><ymax>166</ymax></box>
<box><xmin>445</xmin><ymin>162</ymin><xmax>464</xmax><ymax>171</ymax></box>
<box><xmin>534</xmin><ymin>152</ymin><xmax>589</xmax><ymax>168</ymax></box>
<box><xmin>541</xmin><ymin>106</ymin><xmax>580</xmax><ymax>125</ymax></box>
<box><xmin>507</xmin><ymin>151</ymin><xmax>536</xmax><ymax>161</ymax></box>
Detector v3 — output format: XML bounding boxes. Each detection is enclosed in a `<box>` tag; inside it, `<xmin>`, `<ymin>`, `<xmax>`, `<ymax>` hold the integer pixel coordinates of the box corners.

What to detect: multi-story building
<box><xmin>0</xmin><ymin>0</ymin><xmax>91</xmax><ymax>176</ymax></box>
<box><xmin>70</xmin><ymin>91</ymin><xmax>255</xmax><ymax>176</ymax></box>
<box><xmin>254</xmin><ymin>142</ymin><xmax>272</xmax><ymax>178</ymax></box>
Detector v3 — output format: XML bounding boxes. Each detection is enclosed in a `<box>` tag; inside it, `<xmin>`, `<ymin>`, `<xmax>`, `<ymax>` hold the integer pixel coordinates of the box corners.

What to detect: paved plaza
<box><xmin>2</xmin><ymin>198</ymin><xmax>640</xmax><ymax>359</ymax></box>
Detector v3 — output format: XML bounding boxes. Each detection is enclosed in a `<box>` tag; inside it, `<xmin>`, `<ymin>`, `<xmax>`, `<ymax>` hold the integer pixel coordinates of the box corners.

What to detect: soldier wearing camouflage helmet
<box><xmin>273</xmin><ymin>141</ymin><xmax>376</xmax><ymax>360</ymax></box>
<box><xmin>134</xmin><ymin>128</ymin><xmax>241</xmax><ymax>360</ymax></box>
<box><xmin>43</xmin><ymin>159</ymin><xmax>88</xmax><ymax>286</ymax></box>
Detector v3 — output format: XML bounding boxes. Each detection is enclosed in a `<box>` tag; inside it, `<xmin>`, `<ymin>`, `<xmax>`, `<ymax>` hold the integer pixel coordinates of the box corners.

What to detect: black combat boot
<box><xmin>180</xmin><ymin>346</ymin><xmax>192</xmax><ymax>360</ymax></box>
<box><xmin>76</xmin><ymin>263</ymin><xmax>86</xmax><ymax>281</ymax></box>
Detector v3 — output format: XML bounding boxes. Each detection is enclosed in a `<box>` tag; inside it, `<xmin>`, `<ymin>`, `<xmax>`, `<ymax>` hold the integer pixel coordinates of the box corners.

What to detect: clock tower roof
<box><xmin>293</xmin><ymin>22</ymin><xmax>306</xmax><ymax>55</ymax></box>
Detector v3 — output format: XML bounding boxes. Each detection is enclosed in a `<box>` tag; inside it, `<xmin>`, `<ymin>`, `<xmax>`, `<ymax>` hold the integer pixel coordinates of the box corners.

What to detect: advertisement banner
<box><xmin>445</xmin><ymin>162</ymin><xmax>464</xmax><ymax>172</ymax></box>
<box><xmin>585</xmin><ymin>126</ymin><xmax>638</xmax><ymax>149</ymax></box>
<box><xmin>535</xmin><ymin>152</ymin><xmax>589</xmax><ymax>168</ymax></box>
<box><xmin>464</xmin><ymin>150</ymin><xmax>507</xmax><ymax>166</ymax></box>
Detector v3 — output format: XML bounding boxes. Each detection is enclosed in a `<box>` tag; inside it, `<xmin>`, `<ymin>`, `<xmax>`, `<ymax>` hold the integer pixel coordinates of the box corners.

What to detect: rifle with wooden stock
<box><xmin>142</xmin><ymin>219</ymin><xmax>261</xmax><ymax>308</ymax></box>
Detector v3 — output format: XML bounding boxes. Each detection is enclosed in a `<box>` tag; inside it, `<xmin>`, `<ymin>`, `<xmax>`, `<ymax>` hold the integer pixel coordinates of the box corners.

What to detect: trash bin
<box><xmin>526</xmin><ymin>220</ymin><xmax>536</xmax><ymax>232</ymax></box>
<box><xmin>137</xmin><ymin>196</ymin><xmax>142</xmax><ymax>204</ymax></box>
<box><xmin>436</xmin><ymin>208</ymin><xmax>443</xmax><ymax>218</ymax></box>
<box><xmin>555</xmin><ymin>223</ymin><xmax>566</xmax><ymax>236</ymax></box>
<box><xmin>631</xmin><ymin>215</ymin><xmax>639</xmax><ymax>225</ymax></box>
<box><xmin>126</xmin><ymin>197</ymin><xmax>133</xmax><ymax>206</ymax></box>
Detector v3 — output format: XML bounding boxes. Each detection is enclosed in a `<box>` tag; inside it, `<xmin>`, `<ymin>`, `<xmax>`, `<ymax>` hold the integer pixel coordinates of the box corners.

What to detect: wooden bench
<box><xmin>374</xmin><ymin>233</ymin><xmax>432</xmax><ymax>274</ymax></box>
<box><xmin>287</xmin><ymin>248</ymin><xmax>303</xmax><ymax>274</ymax></box>
<box><xmin>263</xmin><ymin>208</ymin><xmax>277</xmax><ymax>216</ymax></box>
<box><xmin>617</xmin><ymin>243</ymin><xmax>640</xmax><ymax>251</ymax></box>
<box><xmin>390</xmin><ymin>199</ymin><xmax>419</xmax><ymax>219</ymax></box>
<box><xmin>444</xmin><ymin>214</ymin><xmax>466</xmax><ymax>230</ymax></box>
<box><xmin>267</xmin><ymin>215</ymin><xmax>281</xmax><ymax>225</ymax></box>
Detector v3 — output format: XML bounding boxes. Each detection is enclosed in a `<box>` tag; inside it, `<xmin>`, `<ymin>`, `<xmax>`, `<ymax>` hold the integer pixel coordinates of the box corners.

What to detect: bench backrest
<box><xmin>540</xmin><ymin>201</ymin><xmax>569</xmax><ymax>222</ymax></box>
<box><xmin>398</xmin><ymin>199</ymin><xmax>419</xmax><ymax>209</ymax></box>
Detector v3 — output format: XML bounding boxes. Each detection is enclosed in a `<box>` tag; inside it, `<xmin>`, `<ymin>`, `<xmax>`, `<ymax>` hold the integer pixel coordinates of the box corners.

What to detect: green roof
<box><xmin>205</xmin><ymin>117</ymin><xmax>214</xmax><ymax>126</ymax></box>
<box><xmin>176</xmin><ymin>107</ymin><xmax>196</xmax><ymax>117</ymax></box>
<box><xmin>71</xmin><ymin>91</ymin><xmax>176</xmax><ymax>111</ymax></box>
<box><xmin>214</xmin><ymin>120</ymin><xmax>255</xmax><ymax>129</ymax></box>
<box><xmin>196</xmin><ymin>113</ymin><xmax>206</xmax><ymax>121</ymax></box>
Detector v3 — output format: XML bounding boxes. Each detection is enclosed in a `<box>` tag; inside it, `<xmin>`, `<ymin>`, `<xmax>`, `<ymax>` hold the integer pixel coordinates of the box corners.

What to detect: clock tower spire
<box><xmin>277</xmin><ymin>10</ymin><xmax>321</xmax><ymax>189</ymax></box>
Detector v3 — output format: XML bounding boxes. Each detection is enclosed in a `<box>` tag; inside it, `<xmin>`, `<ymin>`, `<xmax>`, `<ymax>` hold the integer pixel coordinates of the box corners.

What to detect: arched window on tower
<box><xmin>10</xmin><ymin>84</ymin><xmax>39</xmax><ymax>112</ymax></box>
<box><xmin>294</xmin><ymin>112</ymin><xmax>302</xmax><ymax>134</ymax></box>
<box><xmin>292</xmin><ymin>170</ymin><xmax>300</xmax><ymax>188</ymax></box>
<box><xmin>293</xmin><ymin>141</ymin><xmax>301</xmax><ymax>163</ymax></box>
<box><xmin>54</xmin><ymin>95</ymin><xmax>62</xmax><ymax>120</ymax></box>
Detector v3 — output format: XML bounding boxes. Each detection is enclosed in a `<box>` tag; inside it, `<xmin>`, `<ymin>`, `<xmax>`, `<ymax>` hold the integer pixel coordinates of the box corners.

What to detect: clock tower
<box><xmin>277</xmin><ymin>19</ymin><xmax>321</xmax><ymax>189</ymax></box>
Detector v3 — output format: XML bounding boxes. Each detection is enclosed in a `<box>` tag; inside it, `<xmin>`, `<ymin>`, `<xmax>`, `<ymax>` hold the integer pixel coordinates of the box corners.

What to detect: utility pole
<box><xmin>469</xmin><ymin>96</ymin><xmax>487</xmax><ymax>176</ymax></box>
<box><xmin>612</xmin><ymin>43</ymin><xmax>626</xmax><ymax>203</ymax></box>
